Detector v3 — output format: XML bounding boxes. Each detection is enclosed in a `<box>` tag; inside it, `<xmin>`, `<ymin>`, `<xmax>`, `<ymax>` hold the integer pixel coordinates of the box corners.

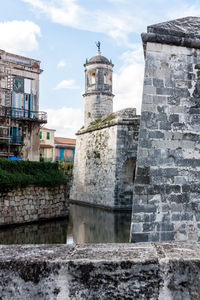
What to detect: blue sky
<box><xmin>0</xmin><ymin>0</ymin><xmax>199</xmax><ymax>137</ymax></box>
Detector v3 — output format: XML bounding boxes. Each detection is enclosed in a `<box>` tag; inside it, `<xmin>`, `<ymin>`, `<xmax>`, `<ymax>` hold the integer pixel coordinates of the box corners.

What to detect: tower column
<box><xmin>83</xmin><ymin>47</ymin><xmax>114</xmax><ymax>127</ymax></box>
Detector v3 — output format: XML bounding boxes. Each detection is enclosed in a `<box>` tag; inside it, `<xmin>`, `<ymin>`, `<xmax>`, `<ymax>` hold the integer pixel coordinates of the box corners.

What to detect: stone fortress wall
<box><xmin>131</xmin><ymin>17</ymin><xmax>200</xmax><ymax>243</ymax></box>
<box><xmin>70</xmin><ymin>109</ymin><xmax>139</xmax><ymax>209</ymax></box>
<box><xmin>70</xmin><ymin>121</ymin><xmax>118</xmax><ymax>208</ymax></box>
<box><xmin>0</xmin><ymin>184</ymin><xmax>68</xmax><ymax>226</ymax></box>
<box><xmin>113</xmin><ymin>109</ymin><xmax>139</xmax><ymax>207</ymax></box>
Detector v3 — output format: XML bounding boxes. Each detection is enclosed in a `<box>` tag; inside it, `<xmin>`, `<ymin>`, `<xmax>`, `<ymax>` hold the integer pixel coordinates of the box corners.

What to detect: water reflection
<box><xmin>70</xmin><ymin>204</ymin><xmax>131</xmax><ymax>244</ymax></box>
<box><xmin>0</xmin><ymin>204</ymin><xmax>132</xmax><ymax>244</ymax></box>
<box><xmin>0</xmin><ymin>219</ymin><xmax>69</xmax><ymax>244</ymax></box>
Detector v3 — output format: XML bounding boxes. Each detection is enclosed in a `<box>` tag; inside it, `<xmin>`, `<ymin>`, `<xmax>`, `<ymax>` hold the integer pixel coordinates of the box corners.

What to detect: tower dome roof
<box><xmin>89</xmin><ymin>55</ymin><xmax>110</xmax><ymax>64</ymax></box>
<box><xmin>85</xmin><ymin>51</ymin><xmax>113</xmax><ymax>66</ymax></box>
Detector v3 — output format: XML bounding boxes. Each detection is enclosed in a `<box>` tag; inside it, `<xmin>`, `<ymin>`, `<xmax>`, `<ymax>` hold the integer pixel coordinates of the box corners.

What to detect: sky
<box><xmin>0</xmin><ymin>0</ymin><xmax>199</xmax><ymax>137</ymax></box>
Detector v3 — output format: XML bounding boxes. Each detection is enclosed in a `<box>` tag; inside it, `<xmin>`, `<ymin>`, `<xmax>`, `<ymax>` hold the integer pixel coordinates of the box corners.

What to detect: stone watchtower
<box><xmin>83</xmin><ymin>43</ymin><xmax>114</xmax><ymax>127</ymax></box>
<box><xmin>70</xmin><ymin>43</ymin><xmax>139</xmax><ymax>209</ymax></box>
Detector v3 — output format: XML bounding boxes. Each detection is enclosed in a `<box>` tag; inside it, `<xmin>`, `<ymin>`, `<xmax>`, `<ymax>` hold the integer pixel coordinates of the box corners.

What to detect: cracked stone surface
<box><xmin>148</xmin><ymin>16</ymin><xmax>200</xmax><ymax>38</ymax></box>
<box><xmin>0</xmin><ymin>243</ymin><xmax>200</xmax><ymax>299</ymax></box>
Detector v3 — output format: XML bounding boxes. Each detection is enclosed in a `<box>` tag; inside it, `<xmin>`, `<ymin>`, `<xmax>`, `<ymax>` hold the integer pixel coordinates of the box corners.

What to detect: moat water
<box><xmin>0</xmin><ymin>204</ymin><xmax>132</xmax><ymax>244</ymax></box>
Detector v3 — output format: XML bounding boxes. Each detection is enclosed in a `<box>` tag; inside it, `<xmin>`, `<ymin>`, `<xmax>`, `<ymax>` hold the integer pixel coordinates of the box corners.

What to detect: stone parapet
<box><xmin>77</xmin><ymin>115</ymin><xmax>140</xmax><ymax>135</ymax></box>
<box><xmin>0</xmin><ymin>242</ymin><xmax>200</xmax><ymax>299</ymax></box>
<box><xmin>142</xmin><ymin>32</ymin><xmax>200</xmax><ymax>50</ymax></box>
<box><xmin>142</xmin><ymin>17</ymin><xmax>200</xmax><ymax>58</ymax></box>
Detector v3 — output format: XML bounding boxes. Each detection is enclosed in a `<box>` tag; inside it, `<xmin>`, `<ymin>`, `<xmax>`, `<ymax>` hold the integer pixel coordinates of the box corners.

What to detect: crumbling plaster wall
<box><xmin>0</xmin><ymin>50</ymin><xmax>42</xmax><ymax>160</ymax></box>
<box><xmin>22</xmin><ymin>123</ymin><xmax>40</xmax><ymax>161</ymax></box>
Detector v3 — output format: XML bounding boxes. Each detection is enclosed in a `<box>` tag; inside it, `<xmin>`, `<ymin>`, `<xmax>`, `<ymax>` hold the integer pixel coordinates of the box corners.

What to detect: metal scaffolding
<box><xmin>0</xmin><ymin>64</ymin><xmax>12</xmax><ymax>157</ymax></box>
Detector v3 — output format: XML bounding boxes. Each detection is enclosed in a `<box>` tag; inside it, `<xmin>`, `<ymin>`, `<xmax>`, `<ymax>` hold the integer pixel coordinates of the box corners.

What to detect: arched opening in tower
<box><xmin>118</xmin><ymin>157</ymin><xmax>136</xmax><ymax>206</ymax></box>
<box><xmin>104</xmin><ymin>71</ymin><xmax>111</xmax><ymax>85</ymax></box>
<box><xmin>89</xmin><ymin>71</ymin><xmax>96</xmax><ymax>85</ymax></box>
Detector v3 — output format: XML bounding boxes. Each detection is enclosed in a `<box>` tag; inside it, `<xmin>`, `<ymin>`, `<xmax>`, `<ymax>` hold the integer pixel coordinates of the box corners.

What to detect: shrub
<box><xmin>0</xmin><ymin>159</ymin><xmax>67</xmax><ymax>193</ymax></box>
<box><xmin>58</xmin><ymin>161</ymin><xmax>73</xmax><ymax>177</ymax></box>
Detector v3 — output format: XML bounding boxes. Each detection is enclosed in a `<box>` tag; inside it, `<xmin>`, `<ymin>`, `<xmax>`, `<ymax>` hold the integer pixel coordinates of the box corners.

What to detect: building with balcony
<box><xmin>0</xmin><ymin>49</ymin><xmax>47</xmax><ymax>160</ymax></box>
<box><xmin>54</xmin><ymin>137</ymin><xmax>76</xmax><ymax>162</ymax></box>
<box><xmin>40</xmin><ymin>126</ymin><xmax>56</xmax><ymax>162</ymax></box>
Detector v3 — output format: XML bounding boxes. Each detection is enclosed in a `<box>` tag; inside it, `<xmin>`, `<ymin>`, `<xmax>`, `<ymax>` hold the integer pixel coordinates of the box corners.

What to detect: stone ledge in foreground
<box><xmin>0</xmin><ymin>242</ymin><xmax>200</xmax><ymax>299</ymax></box>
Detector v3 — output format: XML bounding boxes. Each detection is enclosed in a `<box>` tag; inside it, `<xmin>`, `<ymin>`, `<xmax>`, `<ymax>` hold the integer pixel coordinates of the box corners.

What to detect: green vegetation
<box><xmin>77</xmin><ymin>114</ymin><xmax>117</xmax><ymax>134</ymax></box>
<box><xmin>93</xmin><ymin>150</ymin><xmax>100</xmax><ymax>159</ymax></box>
<box><xmin>58</xmin><ymin>161</ymin><xmax>73</xmax><ymax>178</ymax></box>
<box><xmin>87</xmin><ymin>113</ymin><xmax>116</xmax><ymax>130</ymax></box>
<box><xmin>89</xmin><ymin>118</ymin><xmax>102</xmax><ymax>127</ymax></box>
<box><xmin>0</xmin><ymin>159</ymin><xmax>67</xmax><ymax>193</ymax></box>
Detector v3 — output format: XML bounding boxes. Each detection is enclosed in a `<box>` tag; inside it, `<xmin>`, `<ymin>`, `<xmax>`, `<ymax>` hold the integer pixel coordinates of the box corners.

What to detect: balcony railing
<box><xmin>0</xmin><ymin>105</ymin><xmax>47</xmax><ymax>123</ymax></box>
<box><xmin>10</xmin><ymin>136</ymin><xmax>23</xmax><ymax>144</ymax></box>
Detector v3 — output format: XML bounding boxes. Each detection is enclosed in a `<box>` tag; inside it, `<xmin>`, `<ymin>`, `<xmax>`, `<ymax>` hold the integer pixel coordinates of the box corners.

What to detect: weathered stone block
<box><xmin>131</xmin><ymin>17</ymin><xmax>200</xmax><ymax>243</ymax></box>
<box><xmin>0</xmin><ymin>185</ymin><xmax>68</xmax><ymax>226</ymax></box>
<box><xmin>131</xmin><ymin>232</ymin><xmax>149</xmax><ymax>243</ymax></box>
<box><xmin>1</xmin><ymin>243</ymin><xmax>200</xmax><ymax>299</ymax></box>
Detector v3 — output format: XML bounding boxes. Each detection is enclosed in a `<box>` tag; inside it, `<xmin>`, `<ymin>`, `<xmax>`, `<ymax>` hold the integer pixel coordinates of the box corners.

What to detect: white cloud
<box><xmin>113</xmin><ymin>46</ymin><xmax>144</xmax><ymax>114</ymax></box>
<box><xmin>107</xmin><ymin>0</ymin><xmax>129</xmax><ymax>3</ymax></box>
<box><xmin>0</xmin><ymin>20</ymin><xmax>41</xmax><ymax>54</ymax></box>
<box><xmin>57</xmin><ymin>60</ymin><xmax>67</xmax><ymax>68</ymax></box>
<box><xmin>54</xmin><ymin>79</ymin><xmax>80</xmax><ymax>89</ymax></box>
<box><xmin>44</xmin><ymin>107</ymin><xmax>84</xmax><ymax>137</ymax></box>
<box><xmin>22</xmin><ymin>0</ymin><xmax>147</xmax><ymax>43</ymax></box>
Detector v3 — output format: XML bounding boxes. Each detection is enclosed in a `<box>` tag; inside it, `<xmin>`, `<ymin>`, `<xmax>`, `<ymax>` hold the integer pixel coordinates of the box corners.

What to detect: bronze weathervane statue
<box><xmin>96</xmin><ymin>41</ymin><xmax>101</xmax><ymax>52</ymax></box>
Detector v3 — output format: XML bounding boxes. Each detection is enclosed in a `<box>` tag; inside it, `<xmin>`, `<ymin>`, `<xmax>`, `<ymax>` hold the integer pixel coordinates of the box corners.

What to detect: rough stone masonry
<box><xmin>1</xmin><ymin>243</ymin><xmax>200</xmax><ymax>300</ymax></box>
<box><xmin>0</xmin><ymin>185</ymin><xmax>68</xmax><ymax>226</ymax></box>
<box><xmin>131</xmin><ymin>17</ymin><xmax>200</xmax><ymax>243</ymax></box>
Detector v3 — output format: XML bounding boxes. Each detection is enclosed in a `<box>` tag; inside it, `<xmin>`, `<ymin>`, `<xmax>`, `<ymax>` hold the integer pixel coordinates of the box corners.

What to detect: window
<box><xmin>47</xmin><ymin>132</ymin><xmax>50</xmax><ymax>140</ymax></box>
<box><xmin>40</xmin><ymin>132</ymin><xmax>42</xmax><ymax>139</ymax></box>
<box><xmin>12</xmin><ymin>92</ymin><xmax>24</xmax><ymax>109</ymax></box>
<box><xmin>10</xmin><ymin>126</ymin><xmax>22</xmax><ymax>143</ymax></box>
<box><xmin>89</xmin><ymin>71</ymin><xmax>96</xmax><ymax>84</ymax></box>
<box><xmin>104</xmin><ymin>71</ymin><xmax>111</xmax><ymax>84</ymax></box>
<box><xmin>24</xmin><ymin>78</ymin><xmax>31</xmax><ymax>94</ymax></box>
